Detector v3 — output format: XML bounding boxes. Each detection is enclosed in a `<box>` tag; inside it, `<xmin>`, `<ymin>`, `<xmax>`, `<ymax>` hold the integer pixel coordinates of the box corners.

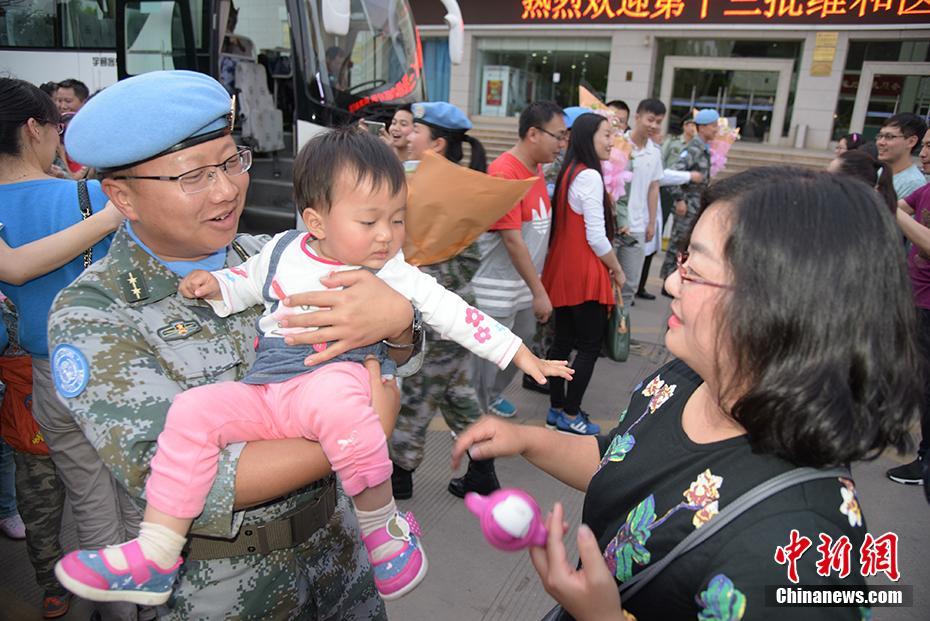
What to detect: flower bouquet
<box><xmin>709</xmin><ymin>116</ymin><xmax>740</xmax><ymax>178</ymax></box>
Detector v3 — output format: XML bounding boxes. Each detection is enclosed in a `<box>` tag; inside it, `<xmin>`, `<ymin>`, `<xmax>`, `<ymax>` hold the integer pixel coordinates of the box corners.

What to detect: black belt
<box><xmin>186</xmin><ymin>478</ymin><xmax>337</xmax><ymax>561</ymax></box>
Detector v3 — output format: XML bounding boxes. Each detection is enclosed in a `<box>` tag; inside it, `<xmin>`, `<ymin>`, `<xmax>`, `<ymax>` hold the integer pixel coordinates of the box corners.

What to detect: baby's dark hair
<box><xmin>293</xmin><ymin>127</ymin><xmax>406</xmax><ymax>214</ymax></box>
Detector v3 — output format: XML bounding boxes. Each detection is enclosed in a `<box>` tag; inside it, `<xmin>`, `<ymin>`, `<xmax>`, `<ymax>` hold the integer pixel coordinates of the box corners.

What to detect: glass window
<box><xmin>474</xmin><ymin>37</ymin><xmax>611</xmax><ymax>116</ymax></box>
<box><xmin>832</xmin><ymin>40</ymin><xmax>930</xmax><ymax>140</ymax></box>
<box><xmin>62</xmin><ymin>0</ymin><xmax>117</xmax><ymax>49</ymax></box>
<box><xmin>0</xmin><ymin>0</ymin><xmax>55</xmax><ymax>47</ymax></box>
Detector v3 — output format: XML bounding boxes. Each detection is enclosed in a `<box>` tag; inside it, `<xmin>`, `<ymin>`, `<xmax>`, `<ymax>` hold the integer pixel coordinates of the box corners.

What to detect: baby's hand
<box><xmin>512</xmin><ymin>345</ymin><xmax>574</xmax><ymax>386</ymax></box>
<box><xmin>179</xmin><ymin>270</ymin><xmax>222</xmax><ymax>300</ymax></box>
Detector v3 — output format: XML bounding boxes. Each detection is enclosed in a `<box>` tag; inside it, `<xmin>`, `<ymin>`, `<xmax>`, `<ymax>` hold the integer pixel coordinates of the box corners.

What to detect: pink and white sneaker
<box><xmin>54</xmin><ymin>540</ymin><xmax>181</xmax><ymax>606</ymax></box>
<box><xmin>363</xmin><ymin>511</ymin><xmax>428</xmax><ymax>601</ymax></box>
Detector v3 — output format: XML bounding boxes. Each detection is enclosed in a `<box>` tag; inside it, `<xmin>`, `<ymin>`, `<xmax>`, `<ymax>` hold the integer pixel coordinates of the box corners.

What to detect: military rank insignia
<box><xmin>157</xmin><ymin>320</ymin><xmax>202</xmax><ymax>342</ymax></box>
<box><xmin>119</xmin><ymin>270</ymin><xmax>149</xmax><ymax>302</ymax></box>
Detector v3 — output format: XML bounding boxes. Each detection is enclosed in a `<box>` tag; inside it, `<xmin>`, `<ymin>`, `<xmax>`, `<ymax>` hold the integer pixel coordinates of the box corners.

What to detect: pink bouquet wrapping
<box><xmin>601</xmin><ymin>132</ymin><xmax>634</xmax><ymax>200</ymax></box>
<box><xmin>709</xmin><ymin>117</ymin><xmax>741</xmax><ymax>178</ymax></box>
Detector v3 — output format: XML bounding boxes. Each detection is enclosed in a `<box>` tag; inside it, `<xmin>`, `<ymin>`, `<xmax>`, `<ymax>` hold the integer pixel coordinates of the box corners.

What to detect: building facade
<box><xmin>410</xmin><ymin>0</ymin><xmax>930</xmax><ymax>150</ymax></box>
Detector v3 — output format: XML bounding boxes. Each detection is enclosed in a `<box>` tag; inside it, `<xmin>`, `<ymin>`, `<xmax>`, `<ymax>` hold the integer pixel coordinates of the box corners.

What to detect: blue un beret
<box><xmin>694</xmin><ymin>109</ymin><xmax>720</xmax><ymax>126</ymax></box>
<box><xmin>562</xmin><ymin>106</ymin><xmax>590</xmax><ymax>130</ymax></box>
<box><xmin>411</xmin><ymin>102</ymin><xmax>472</xmax><ymax>132</ymax></box>
<box><xmin>66</xmin><ymin>70</ymin><xmax>233</xmax><ymax>171</ymax></box>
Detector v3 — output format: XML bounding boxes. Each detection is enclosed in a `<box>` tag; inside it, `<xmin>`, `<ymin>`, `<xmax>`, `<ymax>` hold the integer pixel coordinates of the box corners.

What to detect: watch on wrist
<box><xmin>383</xmin><ymin>308</ymin><xmax>422</xmax><ymax>349</ymax></box>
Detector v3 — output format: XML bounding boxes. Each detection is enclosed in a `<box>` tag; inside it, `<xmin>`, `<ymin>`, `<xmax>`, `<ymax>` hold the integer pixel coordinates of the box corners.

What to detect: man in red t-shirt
<box><xmin>470</xmin><ymin>101</ymin><xmax>566</xmax><ymax>421</ymax></box>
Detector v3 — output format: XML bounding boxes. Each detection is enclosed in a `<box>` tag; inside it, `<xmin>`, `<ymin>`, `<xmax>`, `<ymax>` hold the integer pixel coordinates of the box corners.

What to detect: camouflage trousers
<box><xmin>390</xmin><ymin>334</ymin><xmax>482</xmax><ymax>472</ymax></box>
<box><xmin>167</xmin><ymin>489</ymin><xmax>386</xmax><ymax>621</ymax></box>
<box><xmin>660</xmin><ymin>201</ymin><xmax>700</xmax><ymax>280</ymax></box>
<box><xmin>11</xmin><ymin>451</ymin><xmax>67</xmax><ymax>595</ymax></box>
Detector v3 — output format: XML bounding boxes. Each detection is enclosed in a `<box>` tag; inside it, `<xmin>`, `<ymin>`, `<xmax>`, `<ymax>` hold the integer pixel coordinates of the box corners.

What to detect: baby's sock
<box><xmin>101</xmin><ymin>522</ymin><xmax>187</xmax><ymax>571</ymax></box>
<box><xmin>357</xmin><ymin>499</ymin><xmax>404</xmax><ymax>563</ymax></box>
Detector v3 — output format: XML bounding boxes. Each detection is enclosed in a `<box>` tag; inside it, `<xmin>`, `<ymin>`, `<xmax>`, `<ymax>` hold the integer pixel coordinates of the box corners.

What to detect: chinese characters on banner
<box><xmin>518</xmin><ymin>0</ymin><xmax>930</xmax><ymax>22</ymax></box>
<box><xmin>774</xmin><ymin>530</ymin><xmax>900</xmax><ymax>583</ymax></box>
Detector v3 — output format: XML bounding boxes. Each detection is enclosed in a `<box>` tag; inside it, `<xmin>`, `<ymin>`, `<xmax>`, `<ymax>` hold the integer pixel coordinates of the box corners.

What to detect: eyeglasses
<box><xmin>534</xmin><ymin>126</ymin><xmax>568</xmax><ymax>142</ymax></box>
<box><xmin>111</xmin><ymin>147</ymin><xmax>252</xmax><ymax>195</ymax></box>
<box><xmin>875</xmin><ymin>132</ymin><xmax>905</xmax><ymax>141</ymax></box>
<box><xmin>41</xmin><ymin>119</ymin><xmax>64</xmax><ymax>135</ymax></box>
<box><xmin>676</xmin><ymin>251</ymin><xmax>732</xmax><ymax>290</ymax></box>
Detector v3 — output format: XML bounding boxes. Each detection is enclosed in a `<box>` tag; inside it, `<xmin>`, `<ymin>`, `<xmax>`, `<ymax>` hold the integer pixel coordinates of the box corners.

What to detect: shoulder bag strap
<box><xmin>76</xmin><ymin>179</ymin><xmax>93</xmax><ymax>269</ymax></box>
<box><xmin>618</xmin><ymin>466</ymin><xmax>850</xmax><ymax>601</ymax></box>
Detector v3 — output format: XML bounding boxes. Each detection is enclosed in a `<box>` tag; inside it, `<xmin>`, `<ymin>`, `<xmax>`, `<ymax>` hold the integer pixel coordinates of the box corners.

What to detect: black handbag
<box><xmin>540</xmin><ymin>466</ymin><xmax>850</xmax><ymax>621</ymax></box>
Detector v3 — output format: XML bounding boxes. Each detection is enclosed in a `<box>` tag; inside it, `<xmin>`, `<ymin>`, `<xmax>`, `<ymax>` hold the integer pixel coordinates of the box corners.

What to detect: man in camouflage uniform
<box><xmin>660</xmin><ymin>109</ymin><xmax>719</xmax><ymax>283</ymax></box>
<box><xmin>47</xmin><ymin>71</ymin><xmax>420</xmax><ymax>620</ymax></box>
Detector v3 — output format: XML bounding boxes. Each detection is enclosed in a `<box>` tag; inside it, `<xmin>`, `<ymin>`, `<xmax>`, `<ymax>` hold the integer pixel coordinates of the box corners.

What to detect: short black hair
<box><xmin>518</xmin><ymin>100</ymin><xmax>564</xmax><ymax>139</ymax></box>
<box><xmin>636</xmin><ymin>98</ymin><xmax>666</xmax><ymax>116</ymax></box>
<box><xmin>882</xmin><ymin>112</ymin><xmax>928</xmax><ymax>154</ymax></box>
<box><xmin>692</xmin><ymin>167</ymin><xmax>919</xmax><ymax>468</ymax></box>
<box><xmin>293</xmin><ymin>127</ymin><xmax>406</xmax><ymax>214</ymax></box>
<box><xmin>57</xmin><ymin>78</ymin><xmax>89</xmax><ymax>102</ymax></box>
<box><xmin>605</xmin><ymin>100</ymin><xmax>629</xmax><ymax>113</ymax></box>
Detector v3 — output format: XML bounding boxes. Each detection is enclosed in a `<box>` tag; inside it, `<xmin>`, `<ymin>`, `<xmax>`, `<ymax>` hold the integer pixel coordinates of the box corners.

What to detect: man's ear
<box><xmin>100</xmin><ymin>178</ymin><xmax>140</xmax><ymax>221</ymax></box>
<box><xmin>906</xmin><ymin>134</ymin><xmax>919</xmax><ymax>154</ymax></box>
<box><xmin>301</xmin><ymin>207</ymin><xmax>326</xmax><ymax>239</ymax></box>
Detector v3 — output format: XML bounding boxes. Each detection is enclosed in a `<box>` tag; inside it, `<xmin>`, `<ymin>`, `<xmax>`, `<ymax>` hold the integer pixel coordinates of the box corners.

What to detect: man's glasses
<box><xmin>111</xmin><ymin>148</ymin><xmax>252</xmax><ymax>195</ymax></box>
<box><xmin>875</xmin><ymin>132</ymin><xmax>905</xmax><ymax>142</ymax></box>
<box><xmin>676</xmin><ymin>251</ymin><xmax>732</xmax><ymax>290</ymax></box>
<box><xmin>534</xmin><ymin>126</ymin><xmax>568</xmax><ymax>142</ymax></box>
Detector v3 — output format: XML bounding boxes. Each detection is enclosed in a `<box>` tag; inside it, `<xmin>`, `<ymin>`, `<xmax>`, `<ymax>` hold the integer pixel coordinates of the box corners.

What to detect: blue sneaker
<box><xmin>489</xmin><ymin>397</ymin><xmax>517</xmax><ymax>418</ymax></box>
<box><xmin>556</xmin><ymin>410</ymin><xmax>601</xmax><ymax>435</ymax></box>
<box><xmin>546</xmin><ymin>408</ymin><xmax>563</xmax><ymax>429</ymax></box>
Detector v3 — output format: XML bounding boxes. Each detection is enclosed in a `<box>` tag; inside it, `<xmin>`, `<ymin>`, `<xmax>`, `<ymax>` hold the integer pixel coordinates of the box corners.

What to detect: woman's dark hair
<box><xmin>691</xmin><ymin>167</ymin><xmax>919</xmax><ymax>468</ymax></box>
<box><xmin>0</xmin><ymin>78</ymin><xmax>59</xmax><ymax>157</ymax></box>
<box><xmin>832</xmin><ymin>149</ymin><xmax>897</xmax><ymax>214</ymax></box>
<box><xmin>840</xmin><ymin>132</ymin><xmax>863</xmax><ymax>151</ymax></box>
<box><xmin>551</xmin><ymin>112</ymin><xmax>615</xmax><ymax>244</ymax></box>
<box><xmin>422</xmin><ymin>124</ymin><xmax>487</xmax><ymax>172</ymax></box>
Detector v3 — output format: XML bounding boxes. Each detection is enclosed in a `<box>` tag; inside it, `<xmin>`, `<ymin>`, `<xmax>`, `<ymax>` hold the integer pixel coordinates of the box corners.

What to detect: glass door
<box><xmin>670</xmin><ymin>68</ymin><xmax>779</xmax><ymax>142</ymax></box>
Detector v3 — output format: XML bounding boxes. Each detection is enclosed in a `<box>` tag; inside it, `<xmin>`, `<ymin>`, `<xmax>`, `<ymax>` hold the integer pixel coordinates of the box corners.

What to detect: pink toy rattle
<box><xmin>465</xmin><ymin>488</ymin><xmax>548</xmax><ymax>551</ymax></box>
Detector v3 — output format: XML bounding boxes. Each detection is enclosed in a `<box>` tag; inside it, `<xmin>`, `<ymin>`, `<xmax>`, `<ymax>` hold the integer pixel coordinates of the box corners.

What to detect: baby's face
<box><xmin>315</xmin><ymin>175</ymin><xmax>407</xmax><ymax>269</ymax></box>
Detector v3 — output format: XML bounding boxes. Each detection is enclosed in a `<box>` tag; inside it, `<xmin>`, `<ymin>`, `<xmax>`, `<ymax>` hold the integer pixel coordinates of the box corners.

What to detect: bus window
<box><xmin>0</xmin><ymin>0</ymin><xmax>55</xmax><ymax>47</ymax></box>
<box><xmin>122</xmin><ymin>0</ymin><xmax>202</xmax><ymax>75</ymax></box>
<box><xmin>62</xmin><ymin>0</ymin><xmax>117</xmax><ymax>49</ymax></box>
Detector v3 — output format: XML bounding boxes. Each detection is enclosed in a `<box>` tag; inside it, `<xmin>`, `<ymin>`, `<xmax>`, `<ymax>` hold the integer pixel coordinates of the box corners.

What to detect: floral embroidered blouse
<box><xmin>579</xmin><ymin>359</ymin><xmax>871</xmax><ymax>621</ymax></box>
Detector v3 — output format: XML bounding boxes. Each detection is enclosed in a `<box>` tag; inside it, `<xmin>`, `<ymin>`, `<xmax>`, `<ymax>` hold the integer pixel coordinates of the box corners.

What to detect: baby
<box><xmin>55</xmin><ymin>128</ymin><xmax>571</xmax><ymax>605</ymax></box>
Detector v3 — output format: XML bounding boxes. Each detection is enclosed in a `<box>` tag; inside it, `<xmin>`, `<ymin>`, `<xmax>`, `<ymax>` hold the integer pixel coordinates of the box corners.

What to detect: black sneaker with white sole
<box><xmin>886</xmin><ymin>457</ymin><xmax>926</xmax><ymax>485</ymax></box>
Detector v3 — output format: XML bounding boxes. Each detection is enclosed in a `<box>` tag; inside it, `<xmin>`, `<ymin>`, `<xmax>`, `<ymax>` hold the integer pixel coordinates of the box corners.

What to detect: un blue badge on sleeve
<box><xmin>52</xmin><ymin>344</ymin><xmax>90</xmax><ymax>398</ymax></box>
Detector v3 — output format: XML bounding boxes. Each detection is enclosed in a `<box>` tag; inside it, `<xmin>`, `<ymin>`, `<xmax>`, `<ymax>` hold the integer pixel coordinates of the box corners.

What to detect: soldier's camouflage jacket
<box><xmin>667</xmin><ymin>135</ymin><xmax>712</xmax><ymax>210</ymax></box>
<box><xmin>47</xmin><ymin>228</ymin><xmax>386</xmax><ymax>620</ymax></box>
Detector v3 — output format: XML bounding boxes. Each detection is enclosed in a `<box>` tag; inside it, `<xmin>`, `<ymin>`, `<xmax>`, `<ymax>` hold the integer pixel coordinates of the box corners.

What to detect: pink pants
<box><xmin>146</xmin><ymin>362</ymin><xmax>390</xmax><ymax>518</ymax></box>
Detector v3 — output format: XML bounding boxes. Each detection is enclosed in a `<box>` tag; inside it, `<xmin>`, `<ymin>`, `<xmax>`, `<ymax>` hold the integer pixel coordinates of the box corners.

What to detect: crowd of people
<box><xmin>0</xmin><ymin>67</ymin><xmax>928</xmax><ymax>621</ymax></box>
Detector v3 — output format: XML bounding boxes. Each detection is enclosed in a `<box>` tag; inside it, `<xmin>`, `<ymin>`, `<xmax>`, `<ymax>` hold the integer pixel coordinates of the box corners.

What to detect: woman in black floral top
<box><xmin>453</xmin><ymin>167</ymin><xmax>919</xmax><ymax>621</ymax></box>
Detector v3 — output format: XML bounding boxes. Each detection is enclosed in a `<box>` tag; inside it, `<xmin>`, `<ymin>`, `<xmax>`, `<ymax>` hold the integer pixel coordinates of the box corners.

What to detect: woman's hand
<box><xmin>451</xmin><ymin>416</ymin><xmax>527</xmax><ymax>468</ymax></box>
<box><xmin>610</xmin><ymin>268</ymin><xmax>625</xmax><ymax>293</ymax></box>
<box><xmin>100</xmin><ymin>200</ymin><xmax>124</xmax><ymax>231</ymax></box>
<box><xmin>365</xmin><ymin>357</ymin><xmax>400</xmax><ymax>437</ymax></box>
<box><xmin>278</xmin><ymin>269</ymin><xmax>414</xmax><ymax>366</ymax></box>
<box><xmin>512</xmin><ymin>344</ymin><xmax>573</xmax><ymax>385</ymax></box>
<box><xmin>529</xmin><ymin>502</ymin><xmax>626</xmax><ymax>621</ymax></box>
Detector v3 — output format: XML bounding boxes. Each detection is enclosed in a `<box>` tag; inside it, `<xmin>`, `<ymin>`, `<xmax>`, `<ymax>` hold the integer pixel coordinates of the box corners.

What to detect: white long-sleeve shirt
<box><xmin>567</xmin><ymin>168</ymin><xmax>613</xmax><ymax>257</ymax></box>
<box><xmin>210</xmin><ymin>231</ymin><xmax>522</xmax><ymax>370</ymax></box>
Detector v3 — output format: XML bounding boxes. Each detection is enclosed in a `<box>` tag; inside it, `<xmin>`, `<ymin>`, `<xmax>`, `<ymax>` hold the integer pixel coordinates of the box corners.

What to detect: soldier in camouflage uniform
<box><xmin>660</xmin><ymin>109</ymin><xmax>719</xmax><ymax>282</ymax></box>
<box><xmin>47</xmin><ymin>71</ymin><xmax>421</xmax><ymax>620</ymax></box>
<box><xmin>389</xmin><ymin>101</ymin><xmax>499</xmax><ymax>499</ymax></box>
<box><xmin>0</xmin><ymin>301</ymin><xmax>72</xmax><ymax>615</ymax></box>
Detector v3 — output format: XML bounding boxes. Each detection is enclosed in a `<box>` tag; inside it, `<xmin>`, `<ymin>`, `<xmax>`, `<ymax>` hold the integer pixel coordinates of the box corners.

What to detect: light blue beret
<box><xmin>562</xmin><ymin>106</ymin><xmax>590</xmax><ymax>129</ymax></box>
<box><xmin>411</xmin><ymin>101</ymin><xmax>472</xmax><ymax>132</ymax></box>
<box><xmin>65</xmin><ymin>70</ymin><xmax>233</xmax><ymax>171</ymax></box>
<box><xmin>694</xmin><ymin>109</ymin><xmax>720</xmax><ymax>126</ymax></box>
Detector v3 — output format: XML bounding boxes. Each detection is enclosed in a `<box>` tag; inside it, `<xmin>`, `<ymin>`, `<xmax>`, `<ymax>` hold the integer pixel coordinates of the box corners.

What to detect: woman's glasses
<box><xmin>676</xmin><ymin>251</ymin><xmax>732</xmax><ymax>290</ymax></box>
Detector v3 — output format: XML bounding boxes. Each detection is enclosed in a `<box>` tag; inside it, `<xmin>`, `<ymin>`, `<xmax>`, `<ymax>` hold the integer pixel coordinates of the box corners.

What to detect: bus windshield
<box><xmin>310</xmin><ymin>0</ymin><xmax>424</xmax><ymax>115</ymax></box>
